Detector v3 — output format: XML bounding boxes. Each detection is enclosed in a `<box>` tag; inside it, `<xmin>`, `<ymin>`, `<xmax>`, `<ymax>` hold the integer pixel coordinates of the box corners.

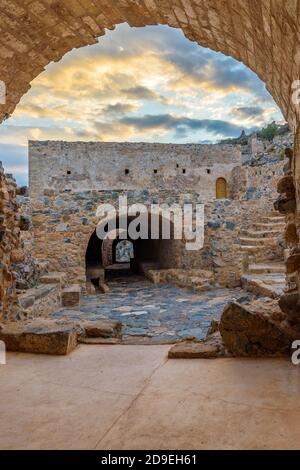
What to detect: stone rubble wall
<box><xmin>0</xmin><ymin>164</ymin><xmax>21</xmax><ymax>321</ymax></box>
<box><xmin>231</xmin><ymin>161</ymin><xmax>285</xmax><ymax>204</ymax></box>
<box><xmin>31</xmin><ymin>188</ymin><xmax>207</xmax><ymax>284</ymax></box>
<box><xmin>30</xmin><ymin>186</ymin><xmax>281</xmax><ymax>288</ymax></box>
<box><xmin>277</xmin><ymin>147</ymin><xmax>300</xmax><ymax>323</ymax></box>
<box><xmin>29</xmin><ymin>141</ymin><xmax>241</xmax><ymax>200</ymax></box>
<box><xmin>0</xmin><ymin>165</ymin><xmax>57</xmax><ymax>323</ymax></box>
<box><xmin>197</xmin><ymin>200</ymin><xmax>243</xmax><ymax>287</ymax></box>
<box><xmin>14</xmin><ymin>188</ymin><xmax>45</xmax><ymax>290</ymax></box>
<box><xmin>30</xmin><ymin>150</ymin><xmax>286</xmax><ymax>287</ymax></box>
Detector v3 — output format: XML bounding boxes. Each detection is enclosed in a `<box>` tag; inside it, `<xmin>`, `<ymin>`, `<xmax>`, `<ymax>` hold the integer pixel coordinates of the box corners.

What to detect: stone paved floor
<box><xmin>53</xmin><ymin>277</ymin><xmax>250</xmax><ymax>344</ymax></box>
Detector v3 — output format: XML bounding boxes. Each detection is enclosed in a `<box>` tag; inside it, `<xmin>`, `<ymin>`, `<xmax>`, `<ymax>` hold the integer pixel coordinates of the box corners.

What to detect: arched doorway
<box><xmin>85</xmin><ymin>210</ymin><xmax>181</xmax><ymax>285</ymax></box>
<box><xmin>115</xmin><ymin>240</ymin><xmax>134</xmax><ymax>263</ymax></box>
<box><xmin>216</xmin><ymin>178</ymin><xmax>228</xmax><ymax>199</ymax></box>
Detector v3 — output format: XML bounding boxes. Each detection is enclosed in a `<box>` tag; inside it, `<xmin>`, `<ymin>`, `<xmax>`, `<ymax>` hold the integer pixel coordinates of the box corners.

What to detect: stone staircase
<box><xmin>240</xmin><ymin>213</ymin><xmax>285</xmax><ymax>264</ymax></box>
<box><xmin>241</xmin><ymin>264</ymin><xmax>286</xmax><ymax>299</ymax></box>
<box><xmin>240</xmin><ymin>212</ymin><xmax>286</xmax><ymax>298</ymax></box>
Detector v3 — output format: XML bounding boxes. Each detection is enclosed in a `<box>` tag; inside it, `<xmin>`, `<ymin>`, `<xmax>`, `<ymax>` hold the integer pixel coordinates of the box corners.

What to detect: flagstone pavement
<box><xmin>53</xmin><ymin>277</ymin><xmax>252</xmax><ymax>344</ymax></box>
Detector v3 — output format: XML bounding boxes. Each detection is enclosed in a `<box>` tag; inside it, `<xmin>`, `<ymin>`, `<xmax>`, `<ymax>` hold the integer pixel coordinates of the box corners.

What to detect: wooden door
<box><xmin>216</xmin><ymin>178</ymin><xmax>227</xmax><ymax>199</ymax></box>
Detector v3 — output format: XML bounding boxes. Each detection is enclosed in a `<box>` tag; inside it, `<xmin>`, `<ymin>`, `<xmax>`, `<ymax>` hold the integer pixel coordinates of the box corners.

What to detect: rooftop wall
<box><xmin>29</xmin><ymin>141</ymin><xmax>241</xmax><ymax>198</ymax></box>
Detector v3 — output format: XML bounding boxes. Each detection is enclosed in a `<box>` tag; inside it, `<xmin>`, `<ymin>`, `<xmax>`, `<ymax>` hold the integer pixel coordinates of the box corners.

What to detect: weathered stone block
<box><xmin>220</xmin><ymin>300</ymin><xmax>298</xmax><ymax>356</ymax></box>
<box><xmin>40</xmin><ymin>272</ymin><xmax>66</xmax><ymax>286</ymax></box>
<box><xmin>168</xmin><ymin>332</ymin><xmax>226</xmax><ymax>359</ymax></box>
<box><xmin>286</xmin><ymin>252</ymin><xmax>300</xmax><ymax>273</ymax></box>
<box><xmin>277</xmin><ymin>175</ymin><xmax>295</xmax><ymax>197</ymax></box>
<box><xmin>11</xmin><ymin>249</ymin><xmax>25</xmax><ymax>264</ymax></box>
<box><xmin>279</xmin><ymin>293</ymin><xmax>300</xmax><ymax>324</ymax></box>
<box><xmin>0</xmin><ymin>320</ymin><xmax>78</xmax><ymax>355</ymax></box>
<box><xmin>285</xmin><ymin>223</ymin><xmax>299</xmax><ymax>246</ymax></box>
<box><xmin>62</xmin><ymin>284</ymin><xmax>81</xmax><ymax>308</ymax></box>
<box><xmin>19</xmin><ymin>214</ymin><xmax>31</xmax><ymax>231</ymax></box>
<box><xmin>274</xmin><ymin>196</ymin><xmax>296</xmax><ymax>214</ymax></box>
<box><xmin>79</xmin><ymin>319</ymin><xmax>122</xmax><ymax>338</ymax></box>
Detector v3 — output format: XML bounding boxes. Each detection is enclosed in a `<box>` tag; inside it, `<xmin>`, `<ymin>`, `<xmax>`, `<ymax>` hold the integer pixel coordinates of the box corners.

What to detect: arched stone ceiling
<box><xmin>0</xmin><ymin>0</ymin><xmax>299</xmax><ymax>130</ymax></box>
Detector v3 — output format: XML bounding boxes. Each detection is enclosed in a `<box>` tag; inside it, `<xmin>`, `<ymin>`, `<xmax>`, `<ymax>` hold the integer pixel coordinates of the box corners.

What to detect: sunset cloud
<box><xmin>0</xmin><ymin>23</ymin><xmax>283</xmax><ymax>184</ymax></box>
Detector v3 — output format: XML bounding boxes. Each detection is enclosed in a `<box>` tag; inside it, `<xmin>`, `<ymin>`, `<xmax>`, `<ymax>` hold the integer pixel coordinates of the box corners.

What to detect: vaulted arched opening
<box><xmin>85</xmin><ymin>209</ymin><xmax>181</xmax><ymax>286</ymax></box>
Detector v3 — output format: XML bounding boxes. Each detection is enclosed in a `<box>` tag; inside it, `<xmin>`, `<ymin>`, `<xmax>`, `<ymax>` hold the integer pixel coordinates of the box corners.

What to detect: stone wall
<box><xmin>231</xmin><ymin>161</ymin><xmax>285</xmax><ymax>204</ymax></box>
<box><xmin>30</xmin><ymin>187</ymin><xmax>206</xmax><ymax>284</ymax></box>
<box><xmin>277</xmin><ymin>147</ymin><xmax>300</xmax><ymax>323</ymax></box>
<box><xmin>0</xmin><ymin>164</ymin><xmax>21</xmax><ymax>321</ymax></box>
<box><xmin>30</xmin><ymin>185</ymin><xmax>281</xmax><ymax>288</ymax></box>
<box><xmin>14</xmin><ymin>188</ymin><xmax>43</xmax><ymax>290</ymax></box>
<box><xmin>29</xmin><ymin>141</ymin><xmax>241</xmax><ymax>200</ymax></box>
<box><xmin>28</xmin><ymin>142</ymin><xmax>286</xmax><ymax>288</ymax></box>
<box><xmin>198</xmin><ymin>200</ymin><xmax>243</xmax><ymax>287</ymax></box>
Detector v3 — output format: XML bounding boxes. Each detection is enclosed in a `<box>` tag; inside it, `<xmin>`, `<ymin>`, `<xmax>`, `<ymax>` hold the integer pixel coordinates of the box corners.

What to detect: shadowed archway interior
<box><xmin>85</xmin><ymin>211</ymin><xmax>181</xmax><ymax>284</ymax></box>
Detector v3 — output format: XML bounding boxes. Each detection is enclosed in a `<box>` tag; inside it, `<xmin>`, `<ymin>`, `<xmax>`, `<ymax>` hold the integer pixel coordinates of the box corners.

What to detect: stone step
<box><xmin>266</xmin><ymin>212</ymin><xmax>284</xmax><ymax>218</ymax></box>
<box><xmin>240</xmin><ymin>245</ymin><xmax>259</xmax><ymax>252</ymax></box>
<box><xmin>168</xmin><ymin>332</ymin><xmax>225</xmax><ymax>359</ymax></box>
<box><xmin>241</xmin><ymin>275</ymin><xmax>285</xmax><ymax>299</ymax></box>
<box><xmin>253</xmin><ymin>222</ymin><xmax>285</xmax><ymax>231</ymax></box>
<box><xmin>0</xmin><ymin>317</ymin><xmax>123</xmax><ymax>355</ymax></box>
<box><xmin>261</xmin><ymin>216</ymin><xmax>285</xmax><ymax>224</ymax></box>
<box><xmin>0</xmin><ymin>320</ymin><xmax>78</xmax><ymax>355</ymax></box>
<box><xmin>40</xmin><ymin>272</ymin><xmax>67</xmax><ymax>287</ymax></box>
<box><xmin>79</xmin><ymin>319</ymin><xmax>122</xmax><ymax>339</ymax></box>
<box><xmin>248</xmin><ymin>263</ymin><xmax>286</xmax><ymax>274</ymax></box>
<box><xmin>241</xmin><ymin>229</ymin><xmax>282</xmax><ymax>238</ymax></box>
<box><xmin>240</xmin><ymin>237</ymin><xmax>278</xmax><ymax>246</ymax></box>
<box><xmin>61</xmin><ymin>284</ymin><xmax>81</xmax><ymax>308</ymax></box>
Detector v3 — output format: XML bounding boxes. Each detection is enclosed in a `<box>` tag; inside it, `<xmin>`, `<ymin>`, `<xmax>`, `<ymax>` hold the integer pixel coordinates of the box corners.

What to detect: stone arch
<box><xmin>0</xmin><ymin>0</ymin><xmax>299</xmax><ymax>132</ymax></box>
<box><xmin>2</xmin><ymin>2</ymin><xmax>300</xmax><ymax>200</ymax></box>
<box><xmin>101</xmin><ymin>228</ymin><xmax>128</xmax><ymax>267</ymax></box>
<box><xmin>2</xmin><ymin>1</ymin><xmax>300</xmax><ymax>319</ymax></box>
<box><xmin>85</xmin><ymin>206</ymin><xmax>182</xmax><ymax>281</ymax></box>
<box><xmin>216</xmin><ymin>177</ymin><xmax>228</xmax><ymax>199</ymax></box>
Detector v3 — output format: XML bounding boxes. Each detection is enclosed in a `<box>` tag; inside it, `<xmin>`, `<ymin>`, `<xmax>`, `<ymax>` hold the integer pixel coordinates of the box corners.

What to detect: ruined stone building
<box><xmin>0</xmin><ymin>0</ymin><xmax>299</xmax><ymax>359</ymax></box>
<box><xmin>1</xmin><ymin>0</ymin><xmax>300</xmax><ymax>450</ymax></box>
<box><xmin>28</xmin><ymin>140</ymin><xmax>285</xmax><ymax>292</ymax></box>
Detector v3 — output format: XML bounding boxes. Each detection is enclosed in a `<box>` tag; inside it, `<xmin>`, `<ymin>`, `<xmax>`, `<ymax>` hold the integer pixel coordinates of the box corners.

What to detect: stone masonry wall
<box><xmin>29</xmin><ymin>141</ymin><xmax>241</xmax><ymax>200</ymax></box>
<box><xmin>231</xmin><ymin>161</ymin><xmax>285</xmax><ymax>204</ymax></box>
<box><xmin>30</xmin><ymin>186</ymin><xmax>278</xmax><ymax>288</ymax></box>
<box><xmin>28</xmin><ymin>142</ymin><xmax>285</xmax><ymax>288</ymax></box>
<box><xmin>31</xmin><ymin>188</ymin><xmax>207</xmax><ymax>284</ymax></box>
<box><xmin>0</xmin><ymin>164</ymin><xmax>21</xmax><ymax>321</ymax></box>
<box><xmin>195</xmin><ymin>200</ymin><xmax>243</xmax><ymax>287</ymax></box>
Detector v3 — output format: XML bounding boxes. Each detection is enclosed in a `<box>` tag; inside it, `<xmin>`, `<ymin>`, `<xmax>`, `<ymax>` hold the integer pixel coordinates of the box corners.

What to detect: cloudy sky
<box><xmin>0</xmin><ymin>24</ymin><xmax>283</xmax><ymax>185</ymax></box>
